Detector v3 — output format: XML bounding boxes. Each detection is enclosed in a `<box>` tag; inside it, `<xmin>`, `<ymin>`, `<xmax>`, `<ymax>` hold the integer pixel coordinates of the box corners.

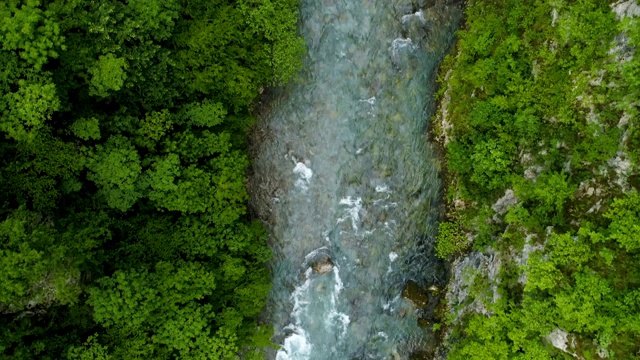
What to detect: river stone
<box><xmin>427</xmin><ymin>284</ymin><xmax>441</xmax><ymax>296</ymax></box>
<box><xmin>402</xmin><ymin>280</ymin><xmax>429</xmax><ymax>308</ymax></box>
<box><xmin>312</xmin><ymin>257</ymin><xmax>334</xmax><ymax>275</ymax></box>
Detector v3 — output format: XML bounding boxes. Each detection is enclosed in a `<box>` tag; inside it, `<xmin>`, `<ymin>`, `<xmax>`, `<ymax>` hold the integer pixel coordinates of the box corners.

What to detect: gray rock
<box><xmin>492</xmin><ymin>189</ymin><xmax>518</xmax><ymax>215</ymax></box>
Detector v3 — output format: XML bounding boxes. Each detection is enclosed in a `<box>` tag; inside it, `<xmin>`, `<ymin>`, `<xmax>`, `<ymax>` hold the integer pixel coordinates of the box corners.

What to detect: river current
<box><xmin>249</xmin><ymin>1</ymin><xmax>462</xmax><ymax>359</ymax></box>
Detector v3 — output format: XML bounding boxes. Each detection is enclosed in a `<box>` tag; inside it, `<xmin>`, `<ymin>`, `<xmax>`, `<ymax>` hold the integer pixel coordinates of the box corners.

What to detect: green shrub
<box><xmin>436</xmin><ymin>221</ymin><xmax>468</xmax><ymax>259</ymax></box>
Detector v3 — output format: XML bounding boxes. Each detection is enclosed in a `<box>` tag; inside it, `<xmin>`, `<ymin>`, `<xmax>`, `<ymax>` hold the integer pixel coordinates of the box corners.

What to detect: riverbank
<box><xmin>432</xmin><ymin>1</ymin><xmax>640</xmax><ymax>358</ymax></box>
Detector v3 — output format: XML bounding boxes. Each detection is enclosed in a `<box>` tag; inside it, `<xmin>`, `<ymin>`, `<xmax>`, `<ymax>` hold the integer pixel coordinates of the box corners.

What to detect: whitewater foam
<box><xmin>293</xmin><ymin>162</ymin><xmax>313</xmax><ymax>191</ymax></box>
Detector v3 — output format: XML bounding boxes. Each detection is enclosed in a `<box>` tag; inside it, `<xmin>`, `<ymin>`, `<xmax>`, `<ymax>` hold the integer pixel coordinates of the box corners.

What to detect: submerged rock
<box><xmin>312</xmin><ymin>257</ymin><xmax>334</xmax><ymax>275</ymax></box>
<box><xmin>417</xmin><ymin>317</ymin><xmax>433</xmax><ymax>329</ymax></box>
<box><xmin>402</xmin><ymin>280</ymin><xmax>429</xmax><ymax>308</ymax></box>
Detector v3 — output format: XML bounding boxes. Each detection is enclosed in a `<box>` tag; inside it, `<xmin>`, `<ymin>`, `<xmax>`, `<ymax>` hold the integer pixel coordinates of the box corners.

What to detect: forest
<box><xmin>435</xmin><ymin>0</ymin><xmax>640</xmax><ymax>358</ymax></box>
<box><xmin>0</xmin><ymin>0</ymin><xmax>303</xmax><ymax>358</ymax></box>
<box><xmin>3</xmin><ymin>0</ymin><xmax>639</xmax><ymax>359</ymax></box>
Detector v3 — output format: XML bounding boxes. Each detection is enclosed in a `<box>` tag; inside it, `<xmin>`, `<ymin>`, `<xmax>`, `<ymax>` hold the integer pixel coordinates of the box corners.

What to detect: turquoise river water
<box><xmin>249</xmin><ymin>1</ymin><xmax>463</xmax><ymax>358</ymax></box>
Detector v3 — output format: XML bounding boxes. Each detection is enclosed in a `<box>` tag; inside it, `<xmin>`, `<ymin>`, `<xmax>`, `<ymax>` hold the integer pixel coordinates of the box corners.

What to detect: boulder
<box><xmin>312</xmin><ymin>257</ymin><xmax>334</xmax><ymax>275</ymax></box>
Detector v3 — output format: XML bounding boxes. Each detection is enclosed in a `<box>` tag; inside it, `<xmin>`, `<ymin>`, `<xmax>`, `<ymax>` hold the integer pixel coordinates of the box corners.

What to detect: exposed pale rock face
<box><xmin>612</xmin><ymin>0</ymin><xmax>640</xmax><ymax>19</ymax></box>
<box><xmin>609</xmin><ymin>33</ymin><xmax>634</xmax><ymax>64</ymax></box>
<box><xmin>492</xmin><ymin>189</ymin><xmax>518</xmax><ymax>215</ymax></box>
<box><xmin>577</xmin><ymin>179</ymin><xmax>604</xmax><ymax>198</ymax></box>
<box><xmin>520</xmin><ymin>151</ymin><xmax>533</xmax><ymax>165</ymax></box>
<box><xmin>524</xmin><ymin>165</ymin><xmax>544</xmax><ymax>181</ymax></box>
<box><xmin>547</xmin><ymin>328</ymin><xmax>570</xmax><ymax>352</ymax></box>
<box><xmin>587</xmin><ymin>199</ymin><xmax>603</xmax><ymax>214</ymax></box>
<box><xmin>608</xmin><ymin>151</ymin><xmax>632</xmax><ymax>190</ymax></box>
<box><xmin>545</xmin><ymin>328</ymin><xmax>586</xmax><ymax>359</ymax></box>
<box><xmin>597</xmin><ymin>347</ymin><xmax>610</xmax><ymax>358</ymax></box>
<box><xmin>513</xmin><ymin>234</ymin><xmax>546</xmax><ymax>285</ymax></box>
<box><xmin>446</xmin><ymin>248</ymin><xmax>501</xmax><ymax>318</ymax></box>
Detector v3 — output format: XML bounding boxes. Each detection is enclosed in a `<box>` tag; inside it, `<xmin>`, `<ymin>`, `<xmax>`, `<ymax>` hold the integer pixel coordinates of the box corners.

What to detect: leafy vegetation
<box><xmin>0</xmin><ymin>0</ymin><xmax>302</xmax><ymax>358</ymax></box>
<box><xmin>435</xmin><ymin>221</ymin><xmax>468</xmax><ymax>258</ymax></box>
<box><xmin>435</xmin><ymin>0</ymin><xmax>640</xmax><ymax>358</ymax></box>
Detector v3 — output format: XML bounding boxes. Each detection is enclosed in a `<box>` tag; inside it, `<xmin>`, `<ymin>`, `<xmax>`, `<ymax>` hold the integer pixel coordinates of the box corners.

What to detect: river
<box><xmin>249</xmin><ymin>1</ymin><xmax>463</xmax><ymax>358</ymax></box>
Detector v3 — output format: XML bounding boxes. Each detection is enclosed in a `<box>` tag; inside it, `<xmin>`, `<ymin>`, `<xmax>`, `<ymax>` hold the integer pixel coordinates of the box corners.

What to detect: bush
<box><xmin>436</xmin><ymin>221</ymin><xmax>468</xmax><ymax>259</ymax></box>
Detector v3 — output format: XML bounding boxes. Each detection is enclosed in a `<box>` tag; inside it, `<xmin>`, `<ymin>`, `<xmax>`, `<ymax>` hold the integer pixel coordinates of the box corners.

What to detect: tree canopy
<box><xmin>0</xmin><ymin>0</ymin><xmax>302</xmax><ymax>358</ymax></box>
<box><xmin>436</xmin><ymin>0</ymin><xmax>640</xmax><ymax>358</ymax></box>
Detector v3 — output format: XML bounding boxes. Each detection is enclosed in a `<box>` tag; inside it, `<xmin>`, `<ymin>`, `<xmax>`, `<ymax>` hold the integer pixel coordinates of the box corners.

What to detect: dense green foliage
<box><xmin>436</xmin><ymin>0</ymin><xmax>640</xmax><ymax>358</ymax></box>
<box><xmin>435</xmin><ymin>221</ymin><xmax>467</xmax><ymax>258</ymax></box>
<box><xmin>0</xmin><ymin>0</ymin><xmax>302</xmax><ymax>358</ymax></box>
